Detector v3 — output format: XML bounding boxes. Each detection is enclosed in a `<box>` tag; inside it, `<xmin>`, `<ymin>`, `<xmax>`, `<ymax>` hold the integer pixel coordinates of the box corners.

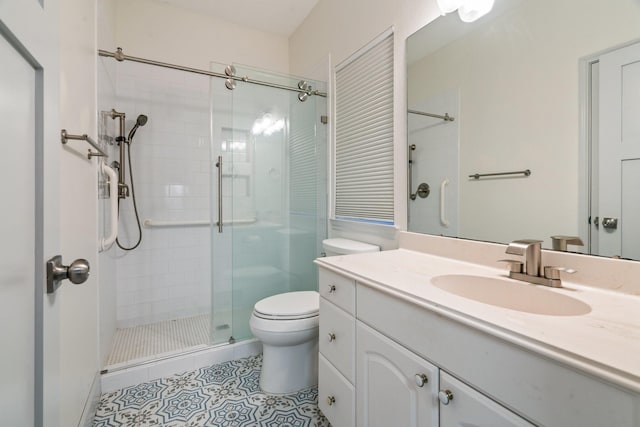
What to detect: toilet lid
<box><xmin>254</xmin><ymin>291</ymin><xmax>319</xmax><ymax>320</ymax></box>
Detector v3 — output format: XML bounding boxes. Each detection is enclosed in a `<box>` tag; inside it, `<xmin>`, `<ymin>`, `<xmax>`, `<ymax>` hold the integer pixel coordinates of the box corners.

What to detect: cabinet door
<box><xmin>357</xmin><ymin>321</ymin><xmax>439</xmax><ymax>427</ymax></box>
<box><xmin>439</xmin><ymin>372</ymin><xmax>534</xmax><ymax>427</ymax></box>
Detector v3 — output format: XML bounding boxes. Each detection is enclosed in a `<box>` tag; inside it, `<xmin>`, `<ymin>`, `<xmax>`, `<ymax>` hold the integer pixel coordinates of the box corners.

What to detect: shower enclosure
<box><xmin>98</xmin><ymin>51</ymin><xmax>327</xmax><ymax>368</ymax></box>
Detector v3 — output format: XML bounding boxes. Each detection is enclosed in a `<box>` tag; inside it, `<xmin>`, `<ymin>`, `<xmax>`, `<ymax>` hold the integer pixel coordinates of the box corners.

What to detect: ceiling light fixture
<box><xmin>437</xmin><ymin>0</ymin><xmax>494</xmax><ymax>22</ymax></box>
<box><xmin>457</xmin><ymin>0</ymin><xmax>495</xmax><ymax>22</ymax></box>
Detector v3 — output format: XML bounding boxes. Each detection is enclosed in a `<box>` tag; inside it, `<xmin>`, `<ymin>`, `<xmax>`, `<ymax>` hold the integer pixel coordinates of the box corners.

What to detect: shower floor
<box><xmin>106</xmin><ymin>315</ymin><xmax>211</xmax><ymax>367</ymax></box>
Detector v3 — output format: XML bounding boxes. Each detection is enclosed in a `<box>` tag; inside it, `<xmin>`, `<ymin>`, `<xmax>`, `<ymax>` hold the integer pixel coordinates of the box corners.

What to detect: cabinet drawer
<box><xmin>319</xmin><ymin>354</ymin><xmax>355</xmax><ymax>427</ymax></box>
<box><xmin>319</xmin><ymin>297</ymin><xmax>355</xmax><ymax>383</ymax></box>
<box><xmin>319</xmin><ymin>268</ymin><xmax>355</xmax><ymax>314</ymax></box>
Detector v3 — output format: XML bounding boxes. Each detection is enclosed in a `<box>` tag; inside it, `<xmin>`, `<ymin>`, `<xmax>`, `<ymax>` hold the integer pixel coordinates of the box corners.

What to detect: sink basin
<box><xmin>430</xmin><ymin>274</ymin><xmax>591</xmax><ymax>316</ymax></box>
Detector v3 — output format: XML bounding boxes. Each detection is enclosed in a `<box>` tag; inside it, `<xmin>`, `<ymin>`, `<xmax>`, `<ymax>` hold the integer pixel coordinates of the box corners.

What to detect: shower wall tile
<box><xmin>114</xmin><ymin>61</ymin><xmax>213</xmax><ymax>328</ymax></box>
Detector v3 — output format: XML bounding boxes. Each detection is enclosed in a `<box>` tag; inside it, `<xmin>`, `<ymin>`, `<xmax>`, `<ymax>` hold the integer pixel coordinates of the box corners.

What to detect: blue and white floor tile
<box><xmin>93</xmin><ymin>355</ymin><xmax>330</xmax><ymax>426</ymax></box>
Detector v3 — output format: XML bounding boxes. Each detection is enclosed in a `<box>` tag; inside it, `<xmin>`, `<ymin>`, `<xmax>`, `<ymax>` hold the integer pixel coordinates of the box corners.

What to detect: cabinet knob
<box><xmin>328</xmin><ymin>332</ymin><xmax>336</xmax><ymax>342</ymax></box>
<box><xmin>326</xmin><ymin>395</ymin><xmax>336</xmax><ymax>406</ymax></box>
<box><xmin>415</xmin><ymin>373</ymin><xmax>429</xmax><ymax>387</ymax></box>
<box><xmin>438</xmin><ymin>389</ymin><xmax>454</xmax><ymax>405</ymax></box>
<box><xmin>328</xmin><ymin>284</ymin><xmax>336</xmax><ymax>293</ymax></box>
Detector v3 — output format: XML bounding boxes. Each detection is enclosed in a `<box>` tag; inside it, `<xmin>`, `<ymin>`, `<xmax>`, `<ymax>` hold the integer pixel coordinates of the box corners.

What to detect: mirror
<box><xmin>407</xmin><ymin>0</ymin><xmax>640</xmax><ymax>260</ymax></box>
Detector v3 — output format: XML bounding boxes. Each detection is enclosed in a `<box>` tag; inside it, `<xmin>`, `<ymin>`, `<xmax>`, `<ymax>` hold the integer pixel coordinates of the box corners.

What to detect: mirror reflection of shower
<box><xmin>107</xmin><ymin>109</ymin><xmax>148</xmax><ymax>251</ymax></box>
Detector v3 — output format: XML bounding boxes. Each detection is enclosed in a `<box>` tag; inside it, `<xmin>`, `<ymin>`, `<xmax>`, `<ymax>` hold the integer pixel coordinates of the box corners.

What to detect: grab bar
<box><xmin>143</xmin><ymin>218</ymin><xmax>257</xmax><ymax>228</ymax></box>
<box><xmin>61</xmin><ymin>129</ymin><xmax>108</xmax><ymax>159</ymax></box>
<box><xmin>440</xmin><ymin>179</ymin><xmax>449</xmax><ymax>227</ymax></box>
<box><xmin>99</xmin><ymin>161</ymin><xmax>118</xmax><ymax>251</ymax></box>
<box><xmin>408</xmin><ymin>144</ymin><xmax>416</xmax><ymax>200</ymax></box>
<box><xmin>216</xmin><ymin>155</ymin><xmax>223</xmax><ymax>233</ymax></box>
<box><xmin>469</xmin><ymin>169</ymin><xmax>531</xmax><ymax>180</ymax></box>
<box><xmin>408</xmin><ymin>109</ymin><xmax>455</xmax><ymax>122</ymax></box>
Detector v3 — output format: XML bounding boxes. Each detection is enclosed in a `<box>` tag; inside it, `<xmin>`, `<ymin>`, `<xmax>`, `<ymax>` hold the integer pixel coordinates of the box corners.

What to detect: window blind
<box><xmin>335</xmin><ymin>32</ymin><xmax>394</xmax><ymax>224</ymax></box>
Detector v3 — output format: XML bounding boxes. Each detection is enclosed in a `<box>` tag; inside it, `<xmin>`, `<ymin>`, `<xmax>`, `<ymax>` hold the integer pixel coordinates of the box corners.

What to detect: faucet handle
<box><xmin>551</xmin><ymin>236</ymin><xmax>584</xmax><ymax>251</ymax></box>
<box><xmin>497</xmin><ymin>259</ymin><xmax>523</xmax><ymax>273</ymax></box>
<box><xmin>544</xmin><ymin>266</ymin><xmax>576</xmax><ymax>280</ymax></box>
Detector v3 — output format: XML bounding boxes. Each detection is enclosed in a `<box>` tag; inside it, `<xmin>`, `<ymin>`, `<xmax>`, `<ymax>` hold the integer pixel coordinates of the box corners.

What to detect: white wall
<box><xmin>111</xmin><ymin>61</ymin><xmax>213</xmax><ymax>328</ymax></box>
<box><xmin>289</xmin><ymin>0</ymin><xmax>443</xmax><ymax>249</ymax></box>
<box><xmin>58</xmin><ymin>0</ymin><xmax>101</xmax><ymax>424</ymax></box>
<box><xmin>111</xmin><ymin>0</ymin><xmax>290</xmax><ymax>74</ymax></box>
<box><xmin>291</xmin><ymin>0</ymin><xmax>640</xmax><ymax>251</ymax></box>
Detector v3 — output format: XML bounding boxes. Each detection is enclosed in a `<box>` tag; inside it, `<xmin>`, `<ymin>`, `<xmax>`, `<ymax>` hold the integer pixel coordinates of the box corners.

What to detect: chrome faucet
<box><xmin>500</xmin><ymin>239</ymin><xmax>575</xmax><ymax>288</ymax></box>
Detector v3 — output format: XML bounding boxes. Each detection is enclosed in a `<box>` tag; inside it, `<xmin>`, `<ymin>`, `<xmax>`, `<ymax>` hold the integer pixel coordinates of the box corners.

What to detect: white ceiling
<box><xmin>153</xmin><ymin>0</ymin><xmax>320</xmax><ymax>37</ymax></box>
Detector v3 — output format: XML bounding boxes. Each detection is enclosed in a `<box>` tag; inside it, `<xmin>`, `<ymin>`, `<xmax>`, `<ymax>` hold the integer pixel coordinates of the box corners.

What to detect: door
<box><xmin>598</xmin><ymin>42</ymin><xmax>640</xmax><ymax>259</ymax></box>
<box><xmin>209</xmin><ymin>64</ymin><xmax>326</xmax><ymax>342</ymax></box>
<box><xmin>0</xmin><ymin>2</ymin><xmax>60</xmax><ymax>425</ymax></box>
<box><xmin>356</xmin><ymin>322</ymin><xmax>439</xmax><ymax>427</ymax></box>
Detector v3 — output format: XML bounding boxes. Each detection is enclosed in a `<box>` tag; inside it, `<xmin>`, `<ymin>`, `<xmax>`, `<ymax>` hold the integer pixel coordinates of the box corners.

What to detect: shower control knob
<box><xmin>328</xmin><ymin>333</ymin><xmax>336</xmax><ymax>342</ymax></box>
<box><xmin>326</xmin><ymin>396</ymin><xmax>336</xmax><ymax>406</ymax></box>
<box><xmin>415</xmin><ymin>373</ymin><xmax>428</xmax><ymax>387</ymax></box>
<box><xmin>328</xmin><ymin>284</ymin><xmax>336</xmax><ymax>293</ymax></box>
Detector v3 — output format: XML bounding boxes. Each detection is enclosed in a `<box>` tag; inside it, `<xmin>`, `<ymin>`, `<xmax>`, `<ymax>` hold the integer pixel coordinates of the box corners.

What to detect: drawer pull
<box><xmin>438</xmin><ymin>389</ymin><xmax>454</xmax><ymax>405</ymax></box>
<box><xmin>415</xmin><ymin>373</ymin><xmax>428</xmax><ymax>387</ymax></box>
<box><xmin>328</xmin><ymin>284</ymin><xmax>337</xmax><ymax>293</ymax></box>
<box><xmin>328</xmin><ymin>332</ymin><xmax>336</xmax><ymax>342</ymax></box>
<box><xmin>327</xmin><ymin>395</ymin><xmax>336</xmax><ymax>406</ymax></box>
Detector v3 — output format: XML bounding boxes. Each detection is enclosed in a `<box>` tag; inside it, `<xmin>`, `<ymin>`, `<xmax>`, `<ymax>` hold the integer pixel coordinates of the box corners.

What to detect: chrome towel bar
<box><xmin>469</xmin><ymin>169</ymin><xmax>531</xmax><ymax>180</ymax></box>
<box><xmin>61</xmin><ymin>129</ymin><xmax>107</xmax><ymax>159</ymax></box>
<box><xmin>408</xmin><ymin>109</ymin><xmax>455</xmax><ymax>122</ymax></box>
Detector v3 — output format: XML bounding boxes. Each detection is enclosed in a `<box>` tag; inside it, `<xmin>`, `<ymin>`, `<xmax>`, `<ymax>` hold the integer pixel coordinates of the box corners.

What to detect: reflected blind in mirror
<box><xmin>335</xmin><ymin>31</ymin><xmax>394</xmax><ymax>224</ymax></box>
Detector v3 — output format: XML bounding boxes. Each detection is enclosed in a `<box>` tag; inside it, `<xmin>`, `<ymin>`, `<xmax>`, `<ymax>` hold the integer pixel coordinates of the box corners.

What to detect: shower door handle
<box><xmin>216</xmin><ymin>155</ymin><xmax>223</xmax><ymax>233</ymax></box>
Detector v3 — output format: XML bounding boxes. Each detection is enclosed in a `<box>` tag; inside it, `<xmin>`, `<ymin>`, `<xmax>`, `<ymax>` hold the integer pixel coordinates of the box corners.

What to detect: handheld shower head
<box><xmin>127</xmin><ymin>114</ymin><xmax>148</xmax><ymax>142</ymax></box>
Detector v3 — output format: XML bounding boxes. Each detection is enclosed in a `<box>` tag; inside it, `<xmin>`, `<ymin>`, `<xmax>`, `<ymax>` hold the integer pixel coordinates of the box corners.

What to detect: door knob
<box><xmin>602</xmin><ymin>217</ymin><xmax>618</xmax><ymax>230</ymax></box>
<box><xmin>47</xmin><ymin>255</ymin><xmax>90</xmax><ymax>294</ymax></box>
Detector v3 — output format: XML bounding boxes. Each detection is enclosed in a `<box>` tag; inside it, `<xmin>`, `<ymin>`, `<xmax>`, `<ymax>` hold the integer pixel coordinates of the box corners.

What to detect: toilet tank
<box><xmin>322</xmin><ymin>238</ymin><xmax>380</xmax><ymax>257</ymax></box>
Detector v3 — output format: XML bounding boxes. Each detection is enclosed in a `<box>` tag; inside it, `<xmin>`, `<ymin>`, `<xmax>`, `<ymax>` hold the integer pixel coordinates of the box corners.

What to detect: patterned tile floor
<box><xmin>93</xmin><ymin>354</ymin><xmax>330</xmax><ymax>426</ymax></box>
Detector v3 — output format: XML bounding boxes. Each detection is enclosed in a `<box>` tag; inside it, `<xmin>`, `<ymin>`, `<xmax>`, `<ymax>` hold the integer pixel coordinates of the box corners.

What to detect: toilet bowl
<box><xmin>249</xmin><ymin>291</ymin><xmax>319</xmax><ymax>394</ymax></box>
<box><xmin>249</xmin><ymin>238</ymin><xmax>380</xmax><ymax>394</ymax></box>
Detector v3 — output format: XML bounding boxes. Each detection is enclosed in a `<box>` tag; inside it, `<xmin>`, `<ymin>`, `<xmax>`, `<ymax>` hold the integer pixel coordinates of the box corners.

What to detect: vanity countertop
<box><xmin>315</xmin><ymin>248</ymin><xmax>640</xmax><ymax>393</ymax></box>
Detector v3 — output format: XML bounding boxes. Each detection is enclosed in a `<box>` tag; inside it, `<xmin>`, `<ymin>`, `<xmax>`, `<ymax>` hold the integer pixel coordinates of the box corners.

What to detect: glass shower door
<box><xmin>210</xmin><ymin>64</ymin><xmax>327</xmax><ymax>343</ymax></box>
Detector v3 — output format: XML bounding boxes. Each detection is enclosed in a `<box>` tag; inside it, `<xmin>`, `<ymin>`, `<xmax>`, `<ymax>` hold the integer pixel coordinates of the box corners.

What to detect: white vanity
<box><xmin>315</xmin><ymin>232</ymin><xmax>640</xmax><ymax>426</ymax></box>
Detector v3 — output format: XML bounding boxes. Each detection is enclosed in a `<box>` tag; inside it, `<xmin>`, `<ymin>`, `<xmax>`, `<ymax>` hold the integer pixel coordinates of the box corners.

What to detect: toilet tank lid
<box><xmin>322</xmin><ymin>238</ymin><xmax>380</xmax><ymax>254</ymax></box>
<box><xmin>254</xmin><ymin>291</ymin><xmax>319</xmax><ymax>318</ymax></box>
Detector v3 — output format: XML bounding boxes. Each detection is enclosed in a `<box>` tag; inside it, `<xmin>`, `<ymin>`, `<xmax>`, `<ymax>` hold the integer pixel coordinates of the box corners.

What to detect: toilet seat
<box><xmin>253</xmin><ymin>291</ymin><xmax>319</xmax><ymax>321</ymax></box>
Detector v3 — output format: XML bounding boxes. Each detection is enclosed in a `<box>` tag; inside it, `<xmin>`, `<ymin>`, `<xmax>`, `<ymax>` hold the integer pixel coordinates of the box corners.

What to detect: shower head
<box><xmin>127</xmin><ymin>114</ymin><xmax>148</xmax><ymax>142</ymax></box>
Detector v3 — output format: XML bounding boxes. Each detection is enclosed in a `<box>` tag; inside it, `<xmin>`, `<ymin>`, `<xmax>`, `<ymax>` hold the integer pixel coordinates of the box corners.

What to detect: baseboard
<box><xmin>78</xmin><ymin>371</ymin><xmax>101</xmax><ymax>427</ymax></box>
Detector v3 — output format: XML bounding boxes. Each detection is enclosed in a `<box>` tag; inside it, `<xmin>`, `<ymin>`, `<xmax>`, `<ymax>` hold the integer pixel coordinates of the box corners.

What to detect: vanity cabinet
<box><xmin>318</xmin><ymin>266</ymin><xmax>640</xmax><ymax>427</ymax></box>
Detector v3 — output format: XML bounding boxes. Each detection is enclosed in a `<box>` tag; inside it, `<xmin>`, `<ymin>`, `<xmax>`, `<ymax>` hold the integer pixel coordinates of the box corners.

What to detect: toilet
<box><xmin>249</xmin><ymin>238</ymin><xmax>380</xmax><ymax>394</ymax></box>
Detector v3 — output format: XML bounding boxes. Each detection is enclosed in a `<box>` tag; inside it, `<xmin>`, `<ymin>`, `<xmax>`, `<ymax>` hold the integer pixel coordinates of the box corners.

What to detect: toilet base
<box><xmin>259</xmin><ymin>339</ymin><xmax>318</xmax><ymax>394</ymax></box>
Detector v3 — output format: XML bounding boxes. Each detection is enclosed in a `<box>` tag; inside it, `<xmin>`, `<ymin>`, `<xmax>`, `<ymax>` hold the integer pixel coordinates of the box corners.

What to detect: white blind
<box><xmin>335</xmin><ymin>32</ymin><xmax>394</xmax><ymax>224</ymax></box>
